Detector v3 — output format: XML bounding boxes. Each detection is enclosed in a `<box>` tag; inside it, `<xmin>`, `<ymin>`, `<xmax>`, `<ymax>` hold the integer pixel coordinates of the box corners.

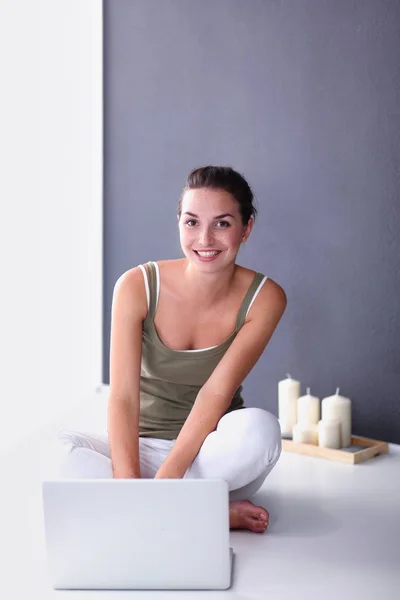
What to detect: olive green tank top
<box><xmin>138</xmin><ymin>261</ymin><xmax>268</xmax><ymax>440</ymax></box>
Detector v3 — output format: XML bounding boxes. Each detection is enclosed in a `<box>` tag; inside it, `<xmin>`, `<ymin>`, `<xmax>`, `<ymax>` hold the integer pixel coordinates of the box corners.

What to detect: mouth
<box><xmin>194</xmin><ymin>250</ymin><xmax>222</xmax><ymax>261</ymax></box>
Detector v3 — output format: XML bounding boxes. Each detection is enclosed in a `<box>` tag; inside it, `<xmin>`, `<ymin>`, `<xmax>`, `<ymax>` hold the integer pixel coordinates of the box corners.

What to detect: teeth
<box><xmin>197</xmin><ymin>251</ymin><xmax>220</xmax><ymax>257</ymax></box>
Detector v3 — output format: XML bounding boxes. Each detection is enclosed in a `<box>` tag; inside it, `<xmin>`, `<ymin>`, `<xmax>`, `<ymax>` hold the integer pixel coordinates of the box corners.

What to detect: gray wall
<box><xmin>103</xmin><ymin>0</ymin><xmax>400</xmax><ymax>444</ymax></box>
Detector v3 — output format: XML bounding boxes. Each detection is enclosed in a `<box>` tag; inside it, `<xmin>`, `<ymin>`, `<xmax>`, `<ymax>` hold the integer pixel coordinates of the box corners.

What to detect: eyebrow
<box><xmin>183</xmin><ymin>211</ymin><xmax>235</xmax><ymax>219</ymax></box>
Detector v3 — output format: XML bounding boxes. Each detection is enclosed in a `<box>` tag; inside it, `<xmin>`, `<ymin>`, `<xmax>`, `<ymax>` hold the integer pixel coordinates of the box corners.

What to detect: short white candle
<box><xmin>278</xmin><ymin>374</ymin><xmax>300</xmax><ymax>437</ymax></box>
<box><xmin>318</xmin><ymin>419</ymin><xmax>341</xmax><ymax>448</ymax></box>
<box><xmin>297</xmin><ymin>387</ymin><xmax>320</xmax><ymax>425</ymax></box>
<box><xmin>321</xmin><ymin>388</ymin><xmax>352</xmax><ymax>447</ymax></box>
<box><xmin>293</xmin><ymin>422</ymin><xmax>319</xmax><ymax>445</ymax></box>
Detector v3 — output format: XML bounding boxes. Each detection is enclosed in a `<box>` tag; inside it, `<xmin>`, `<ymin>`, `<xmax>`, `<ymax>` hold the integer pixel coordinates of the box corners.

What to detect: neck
<box><xmin>182</xmin><ymin>259</ymin><xmax>237</xmax><ymax>306</ymax></box>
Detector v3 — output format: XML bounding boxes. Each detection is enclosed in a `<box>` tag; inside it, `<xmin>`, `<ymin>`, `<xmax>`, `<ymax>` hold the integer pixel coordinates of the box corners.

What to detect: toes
<box><xmin>248</xmin><ymin>516</ymin><xmax>269</xmax><ymax>533</ymax></box>
<box><xmin>234</xmin><ymin>500</ymin><xmax>269</xmax><ymax>522</ymax></box>
<box><xmin>256</xmin><ymin>515</ymin><xmax>269</xmax><ymax>532</ymax></box>
<box><xmin>229</xmin><ymin>501</ymin><xmax>270</xmax><ymax>533</ymax></box>
<box><xmin>252</xmin><ymin>521</ymin><xmax>268</xmax><ymax>533</ymax></box>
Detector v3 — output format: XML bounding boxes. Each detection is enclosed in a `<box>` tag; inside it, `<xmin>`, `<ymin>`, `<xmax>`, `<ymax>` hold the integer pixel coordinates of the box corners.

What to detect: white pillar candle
<box><xmin>278</xmin><ymin>373</ymin><xmax>300</xmax><ymax>436</ymax></box>
<box><xmin>292</xmin><ymin>422</ymin><xmax>319</xmax><ymax>445</ymax></box>
<box><xmin>297</xmin><ymin>387</ymin><xmax>320</xmax><ymax>425</ymax></box>
<box><xmin>321</xmin><ymin>388</ymin><xmax>352</xmax><ymax>447</ymax></box>
<box><xmin>318</xmin><ymin>419</ymin><xmax>341</xmax><ymax>448</ymax></box>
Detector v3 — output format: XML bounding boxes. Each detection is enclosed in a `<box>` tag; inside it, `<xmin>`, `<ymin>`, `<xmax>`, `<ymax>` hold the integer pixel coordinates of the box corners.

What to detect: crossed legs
<box><xmin>55</xmin><ymin>407</ymin><xmax>282</xmax><ymax>533</ymax></box>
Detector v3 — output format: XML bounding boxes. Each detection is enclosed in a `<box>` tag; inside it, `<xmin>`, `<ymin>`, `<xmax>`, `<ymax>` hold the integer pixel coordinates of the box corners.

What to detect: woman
<box><xmin>59</xmin><ymin>166</ymin><xmax>287</xmax><ymax>534</ymax></box>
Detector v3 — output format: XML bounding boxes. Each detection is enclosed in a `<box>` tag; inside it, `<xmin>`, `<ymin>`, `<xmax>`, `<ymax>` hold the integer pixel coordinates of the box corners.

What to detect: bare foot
<box><xmin>229</xmin><ymin>500</ymin><xmax>269</xmax><ymax>533</ymax></box>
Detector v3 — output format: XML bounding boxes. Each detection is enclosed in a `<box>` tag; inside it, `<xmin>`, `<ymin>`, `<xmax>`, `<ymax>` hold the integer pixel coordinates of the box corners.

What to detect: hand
<box><xmin>113</xmin><ymin>472</ymin><xmax>141</xmax><ymax>479</ymax></box>
<box><xmin>154</xmin><ymin>462</ymin><xmax>185</xmax><ymax>479</ymax></box>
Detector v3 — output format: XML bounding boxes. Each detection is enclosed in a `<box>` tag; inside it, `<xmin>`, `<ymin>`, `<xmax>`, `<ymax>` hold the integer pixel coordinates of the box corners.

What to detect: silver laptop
<box><xmin>41</xmin><ymin>478</ymin><xmax>234</xmax><ymax>590</ymax></box>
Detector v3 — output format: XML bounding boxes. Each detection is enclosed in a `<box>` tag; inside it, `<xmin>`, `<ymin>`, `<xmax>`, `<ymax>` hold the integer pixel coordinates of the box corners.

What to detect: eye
<box><xmin>185</xmin><ymin>219</ymin><xmax>197</xmax><ymax>227</ymax></box>
<box><xmin>216</xmin><ymin>221</ymin><xmax>230</xmax><ymax>228</ymax></box>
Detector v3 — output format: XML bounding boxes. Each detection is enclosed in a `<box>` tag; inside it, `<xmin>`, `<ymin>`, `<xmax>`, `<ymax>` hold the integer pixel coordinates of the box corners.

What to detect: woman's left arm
<box><xmin>155</xmin><ymin>280</ymin><xmax>287</xmax><ymax>479</ymax></box>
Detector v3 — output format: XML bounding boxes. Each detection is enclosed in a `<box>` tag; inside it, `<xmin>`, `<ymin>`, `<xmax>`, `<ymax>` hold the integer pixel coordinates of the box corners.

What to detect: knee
<box><xmin>248</xmin><ymin>407</ymin><xmax>281</xmax><ymax>439</ymax></box>
<box><xmin>245</xmin><ymin>408</ymin><xmax>282</xmax><ymax>465</ymax></box>
<box><xmin>219</xmin><ymin>408</ymin><xmax>281</xmax><ymax>467</ymax></box>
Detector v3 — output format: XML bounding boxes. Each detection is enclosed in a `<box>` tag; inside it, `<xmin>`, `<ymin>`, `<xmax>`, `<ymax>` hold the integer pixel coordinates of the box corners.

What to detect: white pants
<box><xmin>57</xmin><ymin>407</ymin><xmax>282</xmax><ymax>502</ymax></box>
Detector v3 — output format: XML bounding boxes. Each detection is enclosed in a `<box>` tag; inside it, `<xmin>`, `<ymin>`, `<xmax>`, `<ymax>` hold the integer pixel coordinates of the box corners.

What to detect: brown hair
<box><xmin>178</xmin><ymin>165</ymin><xmax>258</xmax><ymax>225</ymax></box>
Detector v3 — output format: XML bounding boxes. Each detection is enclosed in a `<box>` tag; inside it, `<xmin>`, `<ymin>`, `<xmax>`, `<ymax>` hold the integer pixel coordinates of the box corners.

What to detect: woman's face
<box><xmin>178</xmin><ymin>187</ymin><xmax>252</xmax><ymax>270</ymax></box>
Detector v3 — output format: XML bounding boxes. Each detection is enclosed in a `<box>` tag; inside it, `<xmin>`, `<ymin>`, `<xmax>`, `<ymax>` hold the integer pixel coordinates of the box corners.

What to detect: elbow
<box><xmin>196</xmin><ymin>389</ymin><xmax>233</xmax><ymax>422</ymax></box>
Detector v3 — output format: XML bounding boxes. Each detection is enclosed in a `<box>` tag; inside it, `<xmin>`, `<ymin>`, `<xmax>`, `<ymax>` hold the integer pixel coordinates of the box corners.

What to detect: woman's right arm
<box><xmin>107</xmin><ymin>267</ymin><xmax>148</xmax><ymax>478</ymax></box>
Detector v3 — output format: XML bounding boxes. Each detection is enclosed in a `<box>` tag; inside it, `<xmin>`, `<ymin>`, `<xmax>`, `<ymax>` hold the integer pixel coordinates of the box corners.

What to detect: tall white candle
<box><xmin>293</xmin><ymin>422</ymin><xmax>318</xmax><ymax>445</ymax></box>
<box><xmin>278</xmin><ymin>373</ymin><xmax>300</xmax><ymax>437</ymax></box>
<box><xmin>297</xmin><ymin>387</ymin><xmax>320</xmax><ymax>425</ymax></box>
<box><xmin>321</xmin><ymin>388</ymin><xmax>352</xmax><ymax>448</ymax></box>
<box><xmin>318</xmin><ymin>419</ymin><xmax>341</xmax><ymax>449</ymax></box>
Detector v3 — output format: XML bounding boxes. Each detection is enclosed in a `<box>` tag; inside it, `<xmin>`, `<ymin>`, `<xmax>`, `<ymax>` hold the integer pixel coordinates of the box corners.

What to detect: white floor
<box><xmin>2</xmin><ymin>389</ymin><xmax>400</xmax><ymax>600</ymax></box>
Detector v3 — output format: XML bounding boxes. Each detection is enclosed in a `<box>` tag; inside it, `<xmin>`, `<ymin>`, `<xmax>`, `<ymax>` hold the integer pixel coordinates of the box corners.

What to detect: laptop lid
<box><xmin>42</xmin><ymin>478</ymin><xmax>232</xmax><ymax>590</ymax></box>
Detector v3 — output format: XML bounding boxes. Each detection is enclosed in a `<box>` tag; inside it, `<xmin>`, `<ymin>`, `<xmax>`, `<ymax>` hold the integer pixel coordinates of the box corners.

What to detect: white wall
<box><xmin>0</xmin><ymin>0</ymin><xmax>103</xmax><ymax>456</ymax></box>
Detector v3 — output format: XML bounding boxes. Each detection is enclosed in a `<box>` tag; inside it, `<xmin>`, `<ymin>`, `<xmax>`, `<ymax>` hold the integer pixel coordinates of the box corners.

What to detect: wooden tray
<box><xmin>281</xmin><ymin>434</ymin><xmax>389</xmax><ymax>464</ymax></box>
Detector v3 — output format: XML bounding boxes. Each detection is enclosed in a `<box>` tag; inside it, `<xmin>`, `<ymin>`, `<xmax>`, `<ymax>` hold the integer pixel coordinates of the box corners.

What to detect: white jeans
<box><xmin>57</xmin><ymin>407</ymin><xmax>282</xmax><ymax>502</ymax></box>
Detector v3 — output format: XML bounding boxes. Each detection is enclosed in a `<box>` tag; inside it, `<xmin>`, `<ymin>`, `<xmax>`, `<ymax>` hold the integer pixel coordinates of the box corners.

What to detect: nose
<box><xmin>198</xmin><ymin>226</ymin><xmax>214</xmax><ymax>246</ymax></box>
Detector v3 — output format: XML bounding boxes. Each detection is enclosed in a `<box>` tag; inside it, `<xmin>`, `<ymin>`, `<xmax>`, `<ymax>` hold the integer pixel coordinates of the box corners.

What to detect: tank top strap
<box><xmin>142</xmin><ymin>261</ymin><xmax>265</xmax><ymax>331</ymax></box>
<box><xmin>235</xmin><ymin>272</ymin><xmax>266</xmax><ymax>330</ymax></box>
<box><xmin>142</xmin><ymin>261</ymin><xmax>158</xmax><ymax>322</ymax></box>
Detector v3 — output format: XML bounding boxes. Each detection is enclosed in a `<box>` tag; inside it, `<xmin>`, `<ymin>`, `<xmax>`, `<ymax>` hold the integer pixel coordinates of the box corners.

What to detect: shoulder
<box><xmin>262</xmin><ymin>278</ymin><xmax>287</xmax><ymax>310</ymax></box>
<box><xmin>114</xmin><ymin>264</ymin><xmax>148</xmax><ymax>288</ymax></box>
<box><xmin>236</xmin><ymin>264</ymin><xmax>287</xmax><ymax>305</ymax></box>
<box><xmin>113</xmin><ymin>265</ymin><xmax>149</xmax><ymax>321</ymax></box>
<box><xmin>243</xmin><ymin>268</ymin><xmax>287</xmax><ymax>325</ymax></box>
<box><xmin>259</xmin><ymin>276</ymin><xmax>287</xmax><ymax>305</ymax></box>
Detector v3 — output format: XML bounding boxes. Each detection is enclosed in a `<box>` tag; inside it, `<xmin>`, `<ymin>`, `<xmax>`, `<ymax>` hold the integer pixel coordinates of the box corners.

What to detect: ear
<box><xmin>242</xmin><ymin>217</ymin><xmax>254</xmax><ymax>243</ymax></box>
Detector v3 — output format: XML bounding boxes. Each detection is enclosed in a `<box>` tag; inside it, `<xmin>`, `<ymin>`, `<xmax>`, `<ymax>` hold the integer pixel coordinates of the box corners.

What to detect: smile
<box><xmin>195</xmin><ymin>250</ymin><xmax>221</xmax><ymax>257</ymax></box>
<box><xmin>194</xmin><ymin>250</ymin><xmax>222</xmax><ymax>261</ymax></box>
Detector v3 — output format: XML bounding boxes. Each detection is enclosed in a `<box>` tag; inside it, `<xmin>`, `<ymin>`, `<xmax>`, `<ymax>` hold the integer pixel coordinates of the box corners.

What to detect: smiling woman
<box><xmin>176</xmin><ymin>170</ymin><xmax>255</xmax><ymax>278</ymax></box>
<box><xmin>58</xmin><ymin>165</ymin><xmax>287</xmax><ymax>534</ymax></box>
